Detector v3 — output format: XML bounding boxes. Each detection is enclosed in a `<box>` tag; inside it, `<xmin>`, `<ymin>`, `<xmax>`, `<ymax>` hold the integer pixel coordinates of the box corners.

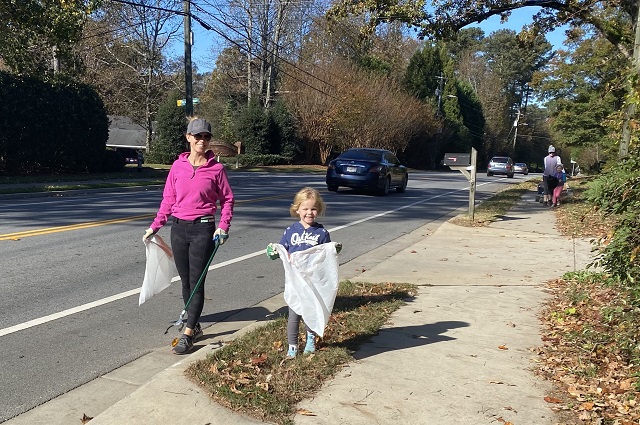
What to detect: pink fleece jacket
<box><xmin>150</xmin><ymin>151</ymin><xmax>234</xmax><ymax>232</ymax></box>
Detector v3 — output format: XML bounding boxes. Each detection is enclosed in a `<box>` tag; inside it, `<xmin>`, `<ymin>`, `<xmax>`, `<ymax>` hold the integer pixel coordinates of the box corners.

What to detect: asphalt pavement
<box><xmin>4</xmin><ymin>187</ymin><xmax>593</xmax><ymax>425</ymax></box>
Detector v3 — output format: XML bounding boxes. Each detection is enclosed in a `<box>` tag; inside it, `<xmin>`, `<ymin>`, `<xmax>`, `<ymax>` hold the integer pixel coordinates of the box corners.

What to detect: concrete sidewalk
<box><xmin>13</xmin><ymin>192</ymin><xmax>594</xmax><ymax>425</ymax></box>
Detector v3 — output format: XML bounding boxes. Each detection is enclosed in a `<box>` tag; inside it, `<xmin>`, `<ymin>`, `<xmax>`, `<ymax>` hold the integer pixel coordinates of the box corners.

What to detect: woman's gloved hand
<box><xmin>142</xmin><ymin>228</ymin><xmax>156</xmax><ymax>243</ymax></box>
<box><xmin>266</xmin><ymin>243</ymin><xmax>279</xmax><ymax>260</ymax></box>
<box><xmin>214</xmin><ymin>228</ymin><xmax>228</xmax><ymax>244</ymax></box>
<box><xmin>335</xmin><ymin>242</ymin><xmax>342</xmax><ymax>254</ymax></box>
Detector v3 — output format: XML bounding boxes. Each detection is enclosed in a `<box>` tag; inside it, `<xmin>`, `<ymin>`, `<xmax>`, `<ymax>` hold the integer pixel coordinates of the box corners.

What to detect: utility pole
<box><xmin>435</xmin><ymin>72</ymin><xmax>444</xmax><ymax>116</ymax></box>
<box><xmin>512</xmin><ymin>108</ymin><xmax>521</xmax><ymax>151</ymax></box>
<box><xmin>52</xmin><ymin>46</ymin><xmax>60</xmax><ymax>74</ymax></box>
<box><xmin>183</xmin><ymin>0</ymin><xmax>194</xmax><ymax>117</ymax></box>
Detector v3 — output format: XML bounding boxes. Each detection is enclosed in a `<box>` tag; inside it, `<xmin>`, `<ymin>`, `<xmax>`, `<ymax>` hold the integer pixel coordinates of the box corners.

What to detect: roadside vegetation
<box><xmin>536</xmin><ymin>177</ymin><xmax>640</xmax><ymax>425</ymax></box>
<box><xmin>448</xmin><ymin>179</ymin><xmax>538</xmax><ymax>226</ymax></box>
<box><xmin>187</xmin><ymin>281</ymin><xmax>417</xmax><ymax>425</ymax></box>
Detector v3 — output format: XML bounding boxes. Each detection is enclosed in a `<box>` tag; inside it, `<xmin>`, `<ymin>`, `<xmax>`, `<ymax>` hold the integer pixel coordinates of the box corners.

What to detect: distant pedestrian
<box><xmin>266</xmin><ymin>187</ymin><xmax>341</xmax><ymax>359</ymax></box>
<box><xmin>551</xmin><ymin>164</ymin><xmax>566</xmax><ymax>207</ymax></box>
<box><xmin>142</xmin><ymin>117</ymin><xmax>234</xmax><ymax>355</ymax></box>
<box><xmin>542</xmin><ymin>145</ymin><xmax>561</xmax><ymax>206</ymax></box>
<box><xmin>136</xmin><ymin>150</ymin><xmax>144</xmax><ymax>172</ymax></box>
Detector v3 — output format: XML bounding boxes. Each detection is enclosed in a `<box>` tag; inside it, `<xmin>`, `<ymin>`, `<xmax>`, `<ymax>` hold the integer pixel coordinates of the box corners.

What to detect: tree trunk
<box><xmin>619</xmin><ymin>0</ymin><xmax>640</xmax><ymax>159</ymax></box>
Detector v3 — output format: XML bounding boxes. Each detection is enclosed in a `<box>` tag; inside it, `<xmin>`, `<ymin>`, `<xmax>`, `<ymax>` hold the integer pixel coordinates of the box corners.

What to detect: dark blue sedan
<box><xmin>326</xmin><ymin>148</ymin><xmax>408</xmax><ymax>196</ymax></box>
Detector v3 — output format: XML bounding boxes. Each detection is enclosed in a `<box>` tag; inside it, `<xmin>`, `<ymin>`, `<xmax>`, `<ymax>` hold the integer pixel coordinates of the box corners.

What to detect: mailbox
<box><xmin>442</xmin><ymin>153</ymin><xmax>471</xmax><ymax>166</ymax></box>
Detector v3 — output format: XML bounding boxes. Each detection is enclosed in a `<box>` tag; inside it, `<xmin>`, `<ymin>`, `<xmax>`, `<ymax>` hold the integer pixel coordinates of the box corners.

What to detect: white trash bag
<box><xmin>274</xmin><ymin>243</ymin><xmax>340</xmax><ymax>337</ymax></box>
<box><xmin>139</xmin><ymin>235</ymin><xmax>178</xmax><ymax>306</ymax></box>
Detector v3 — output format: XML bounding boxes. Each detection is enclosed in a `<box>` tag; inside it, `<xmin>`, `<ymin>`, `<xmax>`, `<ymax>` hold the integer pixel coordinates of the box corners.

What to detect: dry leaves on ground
<box><xmin>537</xmin><ymin>275</ymin><xmax>640</xmax><ymax>425</ymax></box>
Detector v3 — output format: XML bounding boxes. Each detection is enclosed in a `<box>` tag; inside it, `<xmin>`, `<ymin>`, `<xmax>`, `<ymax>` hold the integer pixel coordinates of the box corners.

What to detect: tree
<box><xmin>149</xmin><ymin>91</ymin><xmax>188</xmax><ymax>164</ymax></box>
<box><xmin>327</xmin><ymin>0</ymin><xmax>638</xmax><ymax>157</ymax></box>
<box><xmin>236</xmin><ymin>98</ymin><xmax>270</xmax><ymax>155</ymax></box>
<box><xmin>533</xmin><ymin>31</ymin><xmax>626</xmax><ymax>169</ymax></box>
<box><xmin>403</xmin><ymin>42</ymin><xmax>486</xmax><ymax>165</ymax></box>
<box><xmin>76</xmin><ymin>0</ymin><xmax>183</xmax><ymax>152</ymax></box>
<box><xmin>212</xmin><ymin>0</ymin><xmax>317</xmax><ymax>109</ymax></box>
<box><xmin>281</xmin><ymin>58</ymin><xmax>437</xmax><ymax>165</ymax></box>
<box><xmin>198</xmin><ymin>46</ymin><xmax>247</xmax><ymax>142</ymax></box>
<box><xmin>0</xmin><ymin>0</ymin><xmax>99</xmax><ymax>76</ymax></box>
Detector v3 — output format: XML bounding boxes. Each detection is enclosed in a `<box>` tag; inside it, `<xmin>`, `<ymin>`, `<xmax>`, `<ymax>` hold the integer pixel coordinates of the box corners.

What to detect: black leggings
<box><xmin>170</xmin><ymin>220</ymin><xmax>216</xmax><ymax>330</ymax></box>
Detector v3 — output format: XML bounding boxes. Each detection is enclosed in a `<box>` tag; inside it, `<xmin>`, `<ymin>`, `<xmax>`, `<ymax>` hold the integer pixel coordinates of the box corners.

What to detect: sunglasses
<box><xmin>192</xmin><ymin>133</ymin><xmax>211</xmax><ymax>141</ymax></box>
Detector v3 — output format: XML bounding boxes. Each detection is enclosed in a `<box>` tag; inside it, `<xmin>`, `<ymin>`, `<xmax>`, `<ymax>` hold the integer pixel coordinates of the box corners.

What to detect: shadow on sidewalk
<box><xmin>352</xmin><ymin>321</ymin><xmax>470</xmax><ymax>360</ymax></box>
<box><xmin>199</xmin><ymin>305</ymin><xmax>289</xmax><ymax>327</ymax></box>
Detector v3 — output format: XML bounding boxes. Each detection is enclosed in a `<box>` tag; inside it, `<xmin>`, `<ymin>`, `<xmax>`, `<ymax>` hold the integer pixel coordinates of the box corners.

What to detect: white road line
<box><xmin>0</xmin><ymin>182</ymin><xmax>494</xmax><ymax>337</ymax></box>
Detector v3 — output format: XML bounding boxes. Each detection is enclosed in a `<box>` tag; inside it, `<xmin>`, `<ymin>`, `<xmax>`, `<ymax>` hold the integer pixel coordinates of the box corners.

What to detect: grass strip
<box><xmin>187</xmin><ymin>281</ymin><xmax>417</xmax><ymax>425</ymax></box>
<box><xmin>449</xmin><ymin>179</ymin><xmax>539</xmax><ymax>226</ymax></box>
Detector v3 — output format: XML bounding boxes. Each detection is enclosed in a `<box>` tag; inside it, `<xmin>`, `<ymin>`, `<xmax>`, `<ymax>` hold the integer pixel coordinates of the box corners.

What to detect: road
<box><xmin>0</xmin><ymin>171</ymin><xmax>530</xmax><ymax>422</ymax></box>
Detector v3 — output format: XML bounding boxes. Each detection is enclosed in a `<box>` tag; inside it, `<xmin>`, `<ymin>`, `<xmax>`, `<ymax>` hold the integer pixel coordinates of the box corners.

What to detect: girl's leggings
<box><xmin>287</xmin><ymin>307</ymin><xmax>312</xmax><ymax>345</ymax></box>
<box><xmin>552</xmin><ymin>185</ymin><xmax>564</xmax><ymax>204</ymax></box>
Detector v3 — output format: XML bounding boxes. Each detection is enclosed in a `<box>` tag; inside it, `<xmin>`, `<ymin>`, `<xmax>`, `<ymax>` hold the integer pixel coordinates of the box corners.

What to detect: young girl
<box><xmin>266</xmin><ymin>187</ymin><xmax>341</xmax><ymax>358</ymax></box>
<box><xmin>551</xmin><ymin>163</ymin><xmax>566</xmax><ymax>207</ymax></box>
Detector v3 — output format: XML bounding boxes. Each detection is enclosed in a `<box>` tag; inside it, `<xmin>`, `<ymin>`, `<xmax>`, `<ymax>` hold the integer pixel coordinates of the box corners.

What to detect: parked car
<box><xmin>514</xmin><ymin>162</ymin><xmax>529</xmax><ymax>175</ymax></box>
<box><xmin>326</xmin><ymin>148</ymin><xmax>408</xmax><ymax>195</ymax></box>
<box><xmin>487</xmin><ymin>156</ymin><xmax>515</xmax><ymax>178</ymax></box>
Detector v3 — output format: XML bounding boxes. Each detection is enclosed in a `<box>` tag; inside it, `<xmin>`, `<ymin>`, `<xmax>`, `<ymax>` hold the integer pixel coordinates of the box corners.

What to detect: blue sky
<box><xmin>181</xmin><ymin>5</ymin><xmax>568</xmax><ymax>74</ymax></box>
<box><xmin>469</xmin><ymin>6</ymin><xmax>568</xmax><ymax>50</ymax></box>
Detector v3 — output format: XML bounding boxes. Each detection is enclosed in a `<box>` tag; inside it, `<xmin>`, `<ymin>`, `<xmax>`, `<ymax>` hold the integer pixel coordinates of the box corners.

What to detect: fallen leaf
<box><xmin>498</xmin><ymin>345</ymin><xmax>508</xmax><ymax>350</ymax></box>
<box><xmin>229</xmin><ymin>384</ymin><xmax>243</xmax><ymax>395</ymax></box>
<box><xmin>272</xmin><ymin>340</ymin><xmax>283</xmax><ymax>350</ymax></box>
<box><xmin>619</xmin><ymin>378</ymin><xmax>635</xmax><ymax>391</ymax></box>
<box><xmin>578</xmin><ymin>410</ymin><xmax>592</xmax><ymax>421</ymax></box>
<box><xmin>256</xmin><ymin>382</ymin><xmax>269</xmax><ymax>391</ymax></box>
<box><xmin>410</xmin><ymin>250</ymin><xmax>417</xmax><ymax>253</ymax></box>
<box><xmin>579</xmin><ymin>401</ymin><xmax>594</xmax><ymax>411</ymax></box>
<box><xmin>250</xmin><ymin>353</ymin><xmax>267</xmax><ymax>364</ymax></box>
<box><xmin>544</xmin><ymin>396</ymin><xmax>563</xmax><ymax>403</ymax></box>
<box><xmin>296</xmin><ymin>408</ymin><xmax>316</xmax><ymax>416</ymax></box>
<box><xmin>81</xmin><ymin>414</ymin><xmax>93</xmax><ymax>424</ymax></box>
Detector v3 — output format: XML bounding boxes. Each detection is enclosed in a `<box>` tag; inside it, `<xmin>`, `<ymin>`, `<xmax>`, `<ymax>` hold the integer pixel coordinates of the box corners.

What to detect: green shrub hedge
<box><xmin>0</xmin><ymin>71</ymin><xmax>110</xmax><ymax>175</ymax></box>
<box><xmin>235</xmin><ymin>154</ymin><xmax>293</xmax><ymax>166</ymax></box>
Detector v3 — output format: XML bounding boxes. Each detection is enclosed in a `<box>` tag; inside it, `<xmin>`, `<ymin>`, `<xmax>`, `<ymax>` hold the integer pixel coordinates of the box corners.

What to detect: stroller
<box><xmin>535</xmin><ymin>182</ymin><xmax>544</xmax><ymax>203</ymax></box>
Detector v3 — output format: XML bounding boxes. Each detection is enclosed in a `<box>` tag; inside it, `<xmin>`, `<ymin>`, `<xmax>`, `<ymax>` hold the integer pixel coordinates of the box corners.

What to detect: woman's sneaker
<box><xmin>304</xmin><ymin>332</ymin><xmax>315</xmax><ymax>354</ymax></box>
<box><xmin>172</xmin><ymin>334</ymin><xmax>194</xmax><ymax>355</ymax></box>
<box><xmin>192</xmin><ymin>323</ymin><xmax>203</xmax><ymax>342</ymax></box>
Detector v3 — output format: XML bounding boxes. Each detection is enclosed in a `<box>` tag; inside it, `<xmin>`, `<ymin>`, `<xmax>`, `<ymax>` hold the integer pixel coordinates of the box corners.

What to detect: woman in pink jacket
<box><xmin>143</xmin><ymin>118</ymin><xmax>234</xmax><ymax>354</ymax></box>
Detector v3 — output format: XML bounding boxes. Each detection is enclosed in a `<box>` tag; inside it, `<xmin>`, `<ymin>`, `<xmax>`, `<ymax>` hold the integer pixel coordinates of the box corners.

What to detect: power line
<box><xmin>190</xmin><ymin>0</ymin><xmax>339</xmax><ymax>93</ymax></box>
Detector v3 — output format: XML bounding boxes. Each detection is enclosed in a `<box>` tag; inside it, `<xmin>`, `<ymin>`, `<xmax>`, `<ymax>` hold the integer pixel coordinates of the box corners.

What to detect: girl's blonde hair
<box><xmin>290</xmin><ymin>187</ymin><xmax>326</xmax><ymax>217</ymax></box>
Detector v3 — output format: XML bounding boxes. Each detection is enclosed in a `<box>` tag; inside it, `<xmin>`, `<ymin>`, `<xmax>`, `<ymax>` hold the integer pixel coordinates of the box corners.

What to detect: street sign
<box><xmin>177</xmin><ymin>98</ymin><xmax>200</xmax><ymax>107</ymax></box>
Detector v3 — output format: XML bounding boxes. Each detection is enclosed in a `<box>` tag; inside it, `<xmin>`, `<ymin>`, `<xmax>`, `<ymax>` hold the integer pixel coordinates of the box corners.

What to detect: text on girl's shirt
<box><xmin>290</xmin><ymin>230</ymin><xmax>321</xmax><ymax>247</ymax></box>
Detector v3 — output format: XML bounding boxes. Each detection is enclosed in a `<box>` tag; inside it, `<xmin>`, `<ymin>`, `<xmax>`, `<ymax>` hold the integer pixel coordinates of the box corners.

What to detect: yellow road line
<box><xmin>0</xmin><ymin>193</ymin><xmax>295</xmax><ymax>240</ymax></box>
<box><xmin>0</xmin><ymin>214</ymin><xmax>156</xmax><ymax>240</ymax></box>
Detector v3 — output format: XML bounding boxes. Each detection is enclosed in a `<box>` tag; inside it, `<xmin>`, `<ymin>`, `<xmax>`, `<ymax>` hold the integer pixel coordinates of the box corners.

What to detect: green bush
<box><xmin>587</xmin><ymin>149</ymin><xmax>640</xmax><ymax>283</ymax></box>
<box><xmin>148</xmin><ymin>91</ymin><xmax>188</xmax><ymax>164</ymax></box>
<box><xmin>236</xmin><ymin>154</ymin><xmax>293</xmax><ymax>166</ymax></box>
<box><xmin>0</xmin><ymin>71</ymin><xmax>108</xmax><ymax>175</ymax></box>
<box><xmin>101</xmin><ymin>149</ymin><xmax>126</xmax><ymax>172</ymax></box>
